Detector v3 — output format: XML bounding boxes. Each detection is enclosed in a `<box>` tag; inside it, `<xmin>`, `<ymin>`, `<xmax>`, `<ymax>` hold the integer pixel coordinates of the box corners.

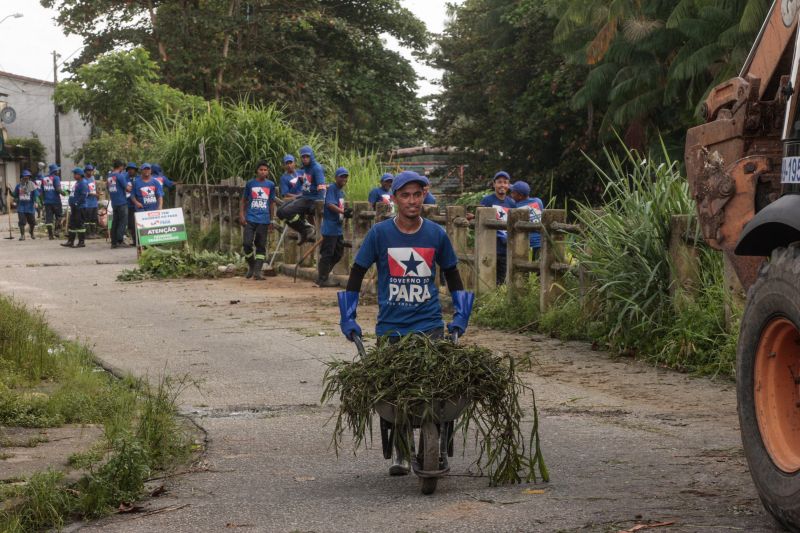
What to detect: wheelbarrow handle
<box><xmin>353</xmin><ymin>335</ymin><xmax>367</xmax><ymax>358</ymax></box>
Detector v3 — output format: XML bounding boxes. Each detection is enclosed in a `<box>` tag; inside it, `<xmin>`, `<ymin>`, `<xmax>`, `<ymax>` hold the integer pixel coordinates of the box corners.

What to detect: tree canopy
<box><xmin>41</xmin><ymin>0</ymin><xmax>429</xmax><ymax>149</ymax></box>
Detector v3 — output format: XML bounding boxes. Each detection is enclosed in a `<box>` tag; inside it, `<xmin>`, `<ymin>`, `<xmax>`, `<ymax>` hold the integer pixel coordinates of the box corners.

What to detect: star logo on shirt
<box><xmin>401</xmin><ymin>252</ymin><xmax>424</xmax><ymax>275</ymax></box>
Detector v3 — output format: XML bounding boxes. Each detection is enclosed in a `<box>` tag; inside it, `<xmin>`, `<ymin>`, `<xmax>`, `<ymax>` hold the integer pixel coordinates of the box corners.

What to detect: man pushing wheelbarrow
<box><xmin>337</xmin><ymin>171</ymin><xmax>475</xmax><ymax>480</ymax></box>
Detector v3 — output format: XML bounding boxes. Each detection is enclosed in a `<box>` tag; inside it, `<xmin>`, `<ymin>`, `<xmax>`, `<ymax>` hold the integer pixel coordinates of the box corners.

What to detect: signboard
<box><xmin>134</xmin><ymin>208</ymin><xmax>188</xmax><ymax>246</ymax></box>
<box><xmin>61</xmin><ymin>180</ymin><xmax>73</xmax><ymax>210</ymax></box>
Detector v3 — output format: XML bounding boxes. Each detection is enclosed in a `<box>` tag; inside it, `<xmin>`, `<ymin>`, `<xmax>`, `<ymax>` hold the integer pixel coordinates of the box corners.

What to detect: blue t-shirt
<box><xmin>107</xmin><ymin>172</ymin><xmax>130</xmax><ymax>207</ymax></box>
<box><xmin>154</xmin><ymin>174</ymin><xmax>175</xmax><ymax>189</ymax></box>
<box><xmin>133</xmin><ymin>177</ymin><xmax>164</xmax><ymax>212</ymax></box>
<box><xmin>69</xmin><ymin>179</ymin><xmax>89</xmax><ymax>209</ymax></box>
<box><xmin>125</xmin><ymin>173</ymin><xmax>138</xmax><ymax>207</ymax></box>
<box><xmin>355</xmin><ymin>218</ymin><xmax>458</xmax><ymax>337</ymax></box>
<box><xmin>322</xmin><ymin>182</ymin><xmax>345</xmax><ymax>236</ymax></box>
<box><xmin>368</xmin><ymin>186</ymin><xmax>394</xmax><ymax>211</ymax></box>
<box><xmin>480</xmin><ymin>193</ymin><xmax>516</xmax><ymax>254</ymax></box>
<box><xmin>423</xmin><ymin>192</ymin><xmax>436</xmax><ymax>205</ymax></box>
<box><xmin>279</xmin><ymin>171</ymin><xmax>304</xmax><ymax>197</ymax></box>
<box><xmin>242</xmin><ymin>178</ymin><xmax>276</xmax><ymax>224</ymax></box>
<box><xmin>516</xmin><ymin>197</ymin><xmax>544</xmax><ymax>249</ymax></box>
<box><xmin>14</xmin><ymin>184</ymin><xmax>38</xmax><ymax>214</ymax></box>
<box><xmin>40</xmin><ymin>175</ymin><xmax>61</xmax><ymax>205</ymax></box>
<box><xmin>84</xmin><ymin>176</ymin><xmax>99</xmax><ymax>208</ymax></box>
<box><xmin>300</xmin><ymin>161</ymin><xmax>327</xmax><ymax>200</ymax></box>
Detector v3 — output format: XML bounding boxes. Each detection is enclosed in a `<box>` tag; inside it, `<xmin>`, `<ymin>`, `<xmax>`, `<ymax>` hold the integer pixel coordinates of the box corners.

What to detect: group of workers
<box><xmin>9</xmin><ymin>160</ymin><xmax>174</xmax><ymax>248</ymax></box>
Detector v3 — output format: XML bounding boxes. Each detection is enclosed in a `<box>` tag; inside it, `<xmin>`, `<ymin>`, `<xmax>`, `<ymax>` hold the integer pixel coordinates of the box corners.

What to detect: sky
<box><xmin>0</xmin><ymin>0</ymin><xmax>458</xmax><ymax>97</ymax></box>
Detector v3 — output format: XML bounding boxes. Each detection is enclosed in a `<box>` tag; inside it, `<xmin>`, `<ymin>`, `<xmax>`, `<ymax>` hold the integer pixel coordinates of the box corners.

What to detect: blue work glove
<box><xmin>337</xmin><ymin>291</ymin><xmax>362</xmax><ymax>341</ymax></box>
<box><xmin>447</xmin><ymin>290</ymin><xmax>475</xmax><ymax>336</ymax></box>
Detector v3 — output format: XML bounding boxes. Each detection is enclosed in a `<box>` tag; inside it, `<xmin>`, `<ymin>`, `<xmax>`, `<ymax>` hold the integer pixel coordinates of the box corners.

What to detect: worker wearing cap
<box><xmin>479</xmin><ymin>171</ymin><xmax>516</xmax><ymax>285</ymax></box>
<box><xmin>40</xmin><ymin>164</ymin><xmax>63</xmax><ymax>240</ymax></box>
<box><xmin>62</xmin><ymin>168</ymin><xmax>88</xmax><ymax>248</ymax></box>
<box><xmin>317</xmin><ymin>167</ymin><xmax>352</xmax><ymax>287</ymax></box>
<box><xmin>368</xmin><ymin>173</ymin><xmax>394</xmax><ymax>212</ymax></box>
<box><xmin>83</xmin><ymin>164</ymin><xmax>100</xmax><ymax>238</ymax></box>
<box><xmin>510</xmin><ymin>181</ymin><xmax>544</xmax><ymax>259</ymax></box>
<box><xmin>338</xmin><ymin>170</ymin><xmax>475</xmax><ymax>475</ymax></box>
<box><xmin>277</xmin><ymin>145</ymin><xmax>326</xmax><ymax>244</ymax></box>
<box><xmin>279</xmin><ymin>154</ymin><xmax>303</xmax><ymax>199</ymax></box>
<box><xmin>151</xmin><ymin>164</ymin><xmax>176</xmax><ymax>207</ymax></box>
<box><xmin>423</xmin><ymin>186</ymin><xmax>436</xmax><ymax>205</ymax></box>
<box><xmin>125</xmin><ymin>162</ymin><xmax>139</xmax><ymax>246</ymax></box>
<box><xmin>13</xmin><ymin>170</ymin><xmax>39</xmax><ymax>240</ymax></box>
<box><xmin>239</xmin><ymin>160</ymin><xmax>276</xmax><ymax>280</ymax></box>
<box><xmin>107</xmin><ymin>160</ymin><xmax>132</xmax><ymax>248</ymax></box>
<box><xmin>132</xmin><ymin>163</ymin><xmax>164</xmax><ymax>213</ymax></box>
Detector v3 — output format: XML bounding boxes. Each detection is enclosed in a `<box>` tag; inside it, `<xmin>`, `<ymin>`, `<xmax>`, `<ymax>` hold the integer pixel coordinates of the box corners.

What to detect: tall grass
<box><xmin>473</xmin><ymin>139</ymin><xmax>739</xmax><ymax>377</ymax></box>
<box><xmin>149</xmin><ymin>100</ymin><xmax>381</xmax><ymax>200</ymax></box>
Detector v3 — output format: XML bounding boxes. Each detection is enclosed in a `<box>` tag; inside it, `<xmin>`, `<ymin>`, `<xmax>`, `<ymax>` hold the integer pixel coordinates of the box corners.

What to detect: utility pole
<box><xmin>53</xmin><ymin>50</ymin><xmax>61</xmax><ymax>167</ymax></box>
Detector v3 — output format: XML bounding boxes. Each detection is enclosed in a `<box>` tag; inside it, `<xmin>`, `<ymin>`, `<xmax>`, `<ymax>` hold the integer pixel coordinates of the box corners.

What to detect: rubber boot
<box><xmin>252</xmin><ymin>260</ymin><xmax>264</xmax><ymax>280</ymax></box>
<box><xmin>76</xmin><ymin>234</ymin><xmax>86</xmax><ymax>248</ymax></box>
<box><xmin>29</xmin><ymin>226</ymin><xmax>35</xmax><ymax>240</ymax></box>
<box><xmin>18</xmin><ymin>228</ymin><xmax>25</xmax><ymax>241</ymax></box>
<box><xmin>298</xmin><ymin>223</ymin><xmax>316</xmax><ymax>245</ymax></box>
<box><xmin>60</xmin><ymin>235</ymin><xmax>74</xmax><ymax>247</ymax></box>
<box><xmin>245</xmin><ymin>257</ymin><xmax>255</xmax><ymax>279</ymax></box>
<box><xmin>47</xmin><ymin>226</ymin><xmax>54</xmax><ymax>240</ymax></box>
<box><xmin>389</xmin><ymin>428</ymin><xmax>411</xmax><ymax>476</ymax></box>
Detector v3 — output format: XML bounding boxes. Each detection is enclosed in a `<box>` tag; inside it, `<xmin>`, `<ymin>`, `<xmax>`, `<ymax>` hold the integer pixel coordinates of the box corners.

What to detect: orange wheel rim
<box><xmin>755</xmin><ymin>317</ymin><xmax>800</xmax><ymax>473</ymax></box>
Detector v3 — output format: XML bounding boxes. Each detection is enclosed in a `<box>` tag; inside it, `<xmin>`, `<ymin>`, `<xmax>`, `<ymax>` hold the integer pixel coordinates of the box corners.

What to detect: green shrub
<box><xmin>117</xmin><ymin>247</ymin><xmax>244</xmax><ymax>281</ymax></box>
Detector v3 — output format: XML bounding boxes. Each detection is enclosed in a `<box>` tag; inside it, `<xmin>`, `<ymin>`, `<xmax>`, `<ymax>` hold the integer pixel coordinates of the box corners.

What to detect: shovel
<box><xmin>263</xmin><ymin>224</ymin><xmax>288</xmax><ymax>277</ymax></box>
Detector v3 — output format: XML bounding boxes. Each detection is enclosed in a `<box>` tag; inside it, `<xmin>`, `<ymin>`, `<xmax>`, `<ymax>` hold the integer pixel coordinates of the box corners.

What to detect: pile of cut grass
<box><xmin>321</xmin><ymin>335</ymin><xmax>547</xmax><ymax>485</ymax></box>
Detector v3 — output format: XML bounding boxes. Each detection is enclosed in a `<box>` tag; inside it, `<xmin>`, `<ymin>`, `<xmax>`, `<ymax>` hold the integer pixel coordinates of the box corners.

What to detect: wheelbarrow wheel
<box><xmin>419</xmin><ymin>421</ymin><xmax>439</xmax><ymax>495</ymax></box>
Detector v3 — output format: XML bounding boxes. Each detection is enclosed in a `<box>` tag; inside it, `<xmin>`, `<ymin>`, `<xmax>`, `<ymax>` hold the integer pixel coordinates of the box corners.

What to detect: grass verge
<box><xmin>0</xmin><ymin>295</ymin><xmax>195</xmax><ymax>531</ymax></box>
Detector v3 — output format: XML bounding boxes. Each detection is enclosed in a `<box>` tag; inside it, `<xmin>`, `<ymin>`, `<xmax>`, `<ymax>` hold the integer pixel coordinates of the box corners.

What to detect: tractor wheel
<box><xmin>739</xmin><ymin>244</ymin><xmax>800</xmax><ymax>531</ymax></box>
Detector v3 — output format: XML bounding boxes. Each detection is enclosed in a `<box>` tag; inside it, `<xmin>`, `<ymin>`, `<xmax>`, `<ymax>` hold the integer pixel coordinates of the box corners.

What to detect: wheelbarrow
<box><xmin>353</xmin><ymin>335</ymin><xmax>469</xmax><ymax>495</ymax></box>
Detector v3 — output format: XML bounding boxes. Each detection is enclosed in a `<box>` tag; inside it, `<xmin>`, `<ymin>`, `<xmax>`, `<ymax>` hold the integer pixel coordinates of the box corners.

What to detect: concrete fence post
<box><xmin>540</xmin><ymin>209</ymin><xmax>567</xmax><ymax>313</ymax></box>
<box><xmin>506</xmin><ymin>208</ymin><xmax>532</xmax><ymax>299</ymax></box>
<box><xmin>474</xmin><ymin>207</ymin><xmax>498</xmax><ymax>299</ymax></box>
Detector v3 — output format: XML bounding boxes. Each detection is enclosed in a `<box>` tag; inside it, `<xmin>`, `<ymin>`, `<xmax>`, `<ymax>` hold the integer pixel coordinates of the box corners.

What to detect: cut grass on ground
<box><xmin>0</xmin><ymin>295</ymin><xmax>196</xmax><ymax>531</ymax></box>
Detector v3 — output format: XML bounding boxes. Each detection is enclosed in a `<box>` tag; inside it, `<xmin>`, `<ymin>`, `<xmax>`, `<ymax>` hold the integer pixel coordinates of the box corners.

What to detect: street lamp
<box><xmin>0</xmin><ymin>13</ymin><xmax>23</xmax><ymax>25</ymax></box>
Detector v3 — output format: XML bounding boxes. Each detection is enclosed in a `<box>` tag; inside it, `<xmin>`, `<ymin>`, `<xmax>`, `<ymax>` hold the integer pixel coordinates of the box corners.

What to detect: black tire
<box><xmin>739</xmin><ymin>244</ymin><xmax>800</xmax><ymax>531</ymax></box>
<box><xmin>419</xmin><ymin>422</ymin><xmax>439</xmax><ymax>495</ymax></box>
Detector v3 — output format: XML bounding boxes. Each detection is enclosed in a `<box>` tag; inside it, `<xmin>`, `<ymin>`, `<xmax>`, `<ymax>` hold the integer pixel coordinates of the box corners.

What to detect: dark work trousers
<box><xmin>111</xmin><ymin>204</ymin><xmax>128</xmax><ymax>245</ymax></box>
<box><xmin>44</xmin><ymin>203</ymin><xmax>63</xmax><ymax>234</ymax></box>
<box><xmin>318</xmin><ymin>234</ymin><xmax>344</xmax><ymax>280</ymax></box>
<box><xmin>277</xmin><ymin>197</ymin><xmax>316</xmax><ymax>233</ymax></box>
<box><xmin>82</xmin><ymin>207</ymin><xmax>99</xmax><ymax>236</ymax></box>
<box><xmin>67</xmin><ymin>207</ymin><xmax>85</xmax><ymax>244</ymax></box>
<box><xmin>243</xmin><ymin>222</ymin><xmax>269</xmax><ymax>261</ymax></box>
<box><xmin>496</xmin><ymin>243</ymin><xmax>507</xmax><ymax>286</ymax></box>
<box><xmin>18</xmin><ymin>211</ymin><xmax>35</xmax><ymax>232</ymax></box>
<box><xmin>127</xmin><ymin>206</ymin><xmax>137</xmax><ymax>245</ymax></box>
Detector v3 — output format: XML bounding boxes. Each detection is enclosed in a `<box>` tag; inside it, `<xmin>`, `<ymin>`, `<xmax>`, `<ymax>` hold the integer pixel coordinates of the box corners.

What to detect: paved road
<box><xmin>0</xmin><ymin>226</ymin><xmax>781</xmax><ymax>532</ymax></box>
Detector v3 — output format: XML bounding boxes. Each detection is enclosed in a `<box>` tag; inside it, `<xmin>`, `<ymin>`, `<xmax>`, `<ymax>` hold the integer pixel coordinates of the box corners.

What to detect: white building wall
<box><xmin>0</xmin><ymin>71</ymin><xmax>91</xmax><ymax>171</ymax></box>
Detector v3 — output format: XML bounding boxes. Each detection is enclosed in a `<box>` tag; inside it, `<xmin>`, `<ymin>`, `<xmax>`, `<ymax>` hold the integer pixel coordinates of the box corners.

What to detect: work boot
<box><xmin>29</xmin><ymin>227</ymin><xmax>35</xmax><ymax>240</ymax></box>
<box><xmin>298</xmin><ymin>224</ymin><xmax>316</xmax><ymax>245</ymax></box>
<box><xmin>18</xmin><ymin>229</ymin><xmax>25</xmax><ymax>241</ymax></box>
<box><xmin>60</xmin><ymin>238</ymin><xmax>74</xmax><ymax>248</ymax></box>
<box><xmin>47</xmin><ymin>226</ymin><xmax>54</xmax><ymax>240</ymax></box>
<box><xmin>315</xmin><ymin>276</ymin><xmax>338</xmax><ymax>288</ymax></box>
<box><xmin>252</xmin><ymin>260</ymin><xmax>264</xmax><ymax>280</ymax></box>
<box><xmin>76</xmin><ymin>235</ymin><xmax>86</xmax><ymax>248</ymax></box>
<box><xmin>245</xmin><ymin>257</ymin><xmax>255</xmax><ymax>279</ymax></box>
<box><xmin>389</xmin><ymin>445</ymin><xmax>411</xmax><ymax>476</ymax></box>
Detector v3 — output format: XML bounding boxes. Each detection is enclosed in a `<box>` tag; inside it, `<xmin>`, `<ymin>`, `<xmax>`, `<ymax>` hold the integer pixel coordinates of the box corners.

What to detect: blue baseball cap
<box><xmin>510</xmin><ymin>181</ymin><xmax>530</xmax><ymax>196</ymax></box>
<box><xmin>391</xmin><ymin>171</ymin><xmax>429</xmax><ymax>194</ymax></box>
<box><xmin>299</xmin><ymin>146</ymin><xmax>314</xmax><ymax>157</ymax></box>
<box><xmin>84</xmin><ymin>164</ymin><xmax>95</xmax><ymax>171</ymax></box>
<box><xmin>380</xmin><ymin>173</ymin><xmax>394</xmax><ymax>182</ymax></box>
<box><xmin>152</xmin><ymin>164</ymin><xmax>162</xmax><ymax>174</ymax></box>
<box><xmin>283</xmin><ymin>154</ymin><xmax>295</xmax><ymax>164</ymax></box>
<box><xmin>48</xmin><ymin>163</ymin><xmax>59</xmax><ymax>173</ymax></box>
<box><xmin>494</xmin><ymin>171</ymin><xmax>511</xmax><ymax>181</ymax></box>
<box><xmin>334</xmin><ymin>167</ymin><xmax>349</xmax><ymax>178</ymax></box>
<box><xmin>21</xmin><ymin>170</ymin><xmax>31</xmax><ymax>177</ymax></box>
<box><xmin>126</xmin><ymin>162</ymin><xmax>138</xmax><ymax>170</ymax></box>
<box><xmin>140</xmin><ymin>163</ymin><xmax>152</xmax><ymax>170</ymax></box>
<box><xmin>72</xmin><ymin>167</ymin><xmax>84</xmax><ymax>177</ymax></box>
